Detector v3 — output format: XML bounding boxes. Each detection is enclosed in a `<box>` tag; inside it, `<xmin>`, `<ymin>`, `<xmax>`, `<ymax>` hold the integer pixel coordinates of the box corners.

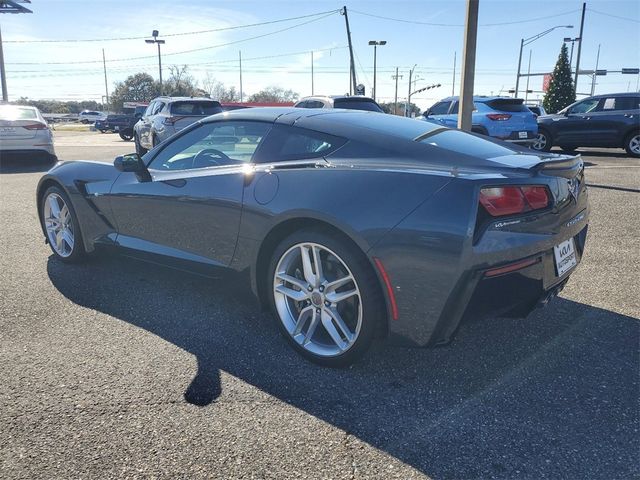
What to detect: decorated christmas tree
<box><xmin>543</xmin><ymin>43</ymin><xmax>576</xmax><ymax>114</ymax></box>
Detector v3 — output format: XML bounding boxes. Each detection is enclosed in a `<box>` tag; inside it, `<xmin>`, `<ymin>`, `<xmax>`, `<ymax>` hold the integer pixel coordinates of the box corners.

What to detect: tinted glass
<box><xmin>450</xmin><ymin>102</ymin><xmax>476</xmax><ymax>114</ymax></box>
<box><xmin>429</xmin><ymin>101</ymin><xmax>451</xmax><ymax>115</ymax></box>
<box><xmin>306</xmin><ymin>100</ymin><xmax>325</xmax><ymax>108</ymax></box>
<box><xmin>170</xmin><ymin>101</ymin><xmax>223</xmax><ymax>116</ymax></box>
<box><xmin>152</xmin><ymin>102</ymin><xmax>164</xmax><ymax>115</ymax></box>
<box><xmin>256</xmin><ymin>124</ymin><xmax>346</xmax><ymax>162</ymax></box>
<box><xmin>333</xmin><ymin>98</ymin><xmax>383</xmax><ymax>112</ymax></box>
<box><xmin>484</xmin><ymin>99</ymin><xmax>529</xmax><ymax>112</ymax></box>
<box><xmin>570</xmin><ymin>99</ymin><xmax>600</xmax><ymax>114</ymax></box>
<box><xmin>148</xmin><ymin>121</ymin><xmax>271</xmax><ymax>170</ymax></box>
<box><xmin>601</xmin><ymin>97</ymin><xmax>640</xmax><ymax>111</ymax></box>
<box><xmin>0</xmin><ymin>106</ymin><xmax>37</xmax><ymax>120</ymax></box>
<box><xmin>419</xmin><ymin>129</ymin><xmax>514</xmax><ymax>159</ymax></box>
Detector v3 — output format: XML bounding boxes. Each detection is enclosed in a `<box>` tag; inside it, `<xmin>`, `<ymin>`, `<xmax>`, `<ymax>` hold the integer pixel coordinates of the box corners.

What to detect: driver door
<box><xmin>555</xmin><ymin>97</ymin><xmax>602</xmax><ymax>146</ymax></box>
<box><xmin>108</xmin><ymin>120</ymin><xmax>271</xmax><ymax>267</ymax></box>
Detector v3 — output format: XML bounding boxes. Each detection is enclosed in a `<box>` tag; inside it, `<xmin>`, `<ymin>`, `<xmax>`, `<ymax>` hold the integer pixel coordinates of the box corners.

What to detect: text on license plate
<box><xmin>518</xmin><ymin>131</ymin><xmax>528</xmax><ymax>139</ymax></box>
<box><xmin>0</xmin><ymin>127</ymin><xmax>16</xmax><ymax>133</ymax></box>
<box><xmin>554</xmin><ymin>238</ymin><xmax>577</xmax><ymax>277</ymax></box>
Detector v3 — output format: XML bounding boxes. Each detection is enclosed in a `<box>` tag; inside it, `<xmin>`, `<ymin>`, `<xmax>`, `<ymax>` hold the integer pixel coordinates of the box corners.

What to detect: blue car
<box><xmin>421</xmin><ymin>96</ymin><xmax>538</xmax><ymax>145</ymax></box>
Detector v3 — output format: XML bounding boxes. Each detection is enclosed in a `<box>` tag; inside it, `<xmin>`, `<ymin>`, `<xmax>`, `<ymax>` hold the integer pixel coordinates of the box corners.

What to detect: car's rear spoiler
<box><xmin>531</xmin><ymin>154</ymin><xmax>583</xmax><ymax>179</ymax></box>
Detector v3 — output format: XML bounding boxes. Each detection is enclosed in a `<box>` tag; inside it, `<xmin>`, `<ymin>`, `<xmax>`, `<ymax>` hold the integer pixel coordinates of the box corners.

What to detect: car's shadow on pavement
<box><xmin>0</xmin><ymin>155</ymin><xmax>55</xmax><ymax>174</ymax></box>
<box><xmin>47</xmin><ymin>254</ymin><xmax>639</xmax><ymax>479</ymax></box>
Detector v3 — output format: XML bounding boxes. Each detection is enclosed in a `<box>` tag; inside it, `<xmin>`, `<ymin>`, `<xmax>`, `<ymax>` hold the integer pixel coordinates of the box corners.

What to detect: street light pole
<box><xmin>368</xmin><ymin>40</ymin><xmax>386</xmax><ymax>102</ymax></box>
<box><xmin>145</xmin><ymin>30</ymin><xmax>165</xmax><ymax>95</ymax></box>
<box><xmin>515</xmin><ymin>24</ymin><xmax>573</xmax><ymax>97</ymax></box>
<box><xmin>406</xmin><ymin>64</ymin><xmax>416</xmax><ymax>117</ymax></box>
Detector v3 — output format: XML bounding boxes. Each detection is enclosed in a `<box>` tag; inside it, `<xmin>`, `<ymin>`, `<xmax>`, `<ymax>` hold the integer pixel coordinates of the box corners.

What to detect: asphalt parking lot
<box><xmin>1</xmin><ymin>130</ymin><xmax>638</xmax><ymax>479</ymax></box>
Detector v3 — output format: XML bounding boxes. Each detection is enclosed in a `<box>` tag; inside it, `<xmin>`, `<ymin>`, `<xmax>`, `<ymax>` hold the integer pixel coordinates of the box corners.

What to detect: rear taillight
<box><xmin>23</xmin><ymin>123</ymin><xmax>48</xmax><ymax>130</ymax></box>
<box><xmin>479</xmin><ymin>186</ymin><xmax>550</xmax><ymax>217</ymax></box>
<box><xmin>486</xmin><ymin>113</ymin><xmax>511</xmax><ymax>121</ymax></box>
<box><xmin>163</xmin><ymin>116</ymin><xmax>185</xmax><ymax>126</ymax></box>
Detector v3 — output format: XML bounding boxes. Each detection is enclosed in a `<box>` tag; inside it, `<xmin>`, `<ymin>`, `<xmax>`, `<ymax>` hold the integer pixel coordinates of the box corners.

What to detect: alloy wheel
<box><xmin>532</xmin><ymin>133</ymin><xmax>547</xmax><ymax>150</ymax></box>
<box><xmin>273</xmin><ymin>242</ymin><xmax>362</xmax><ymax>357</ymax></box>
<box><xmin>43</xmin><ymin>193</ymin><xmax>74</xmax><ymax>258</ymax></box>
<box><xmin>629</xmin><ymin>134</ymin><xmax>640</xmax><ymax>155</ymax></box>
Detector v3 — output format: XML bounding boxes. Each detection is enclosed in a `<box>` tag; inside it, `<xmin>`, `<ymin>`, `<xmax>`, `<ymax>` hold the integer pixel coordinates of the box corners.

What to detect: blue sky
<box><xmin>2</xmin><ymin>0</ymin><xmax>639</xmax><ymax>110</ymax></box>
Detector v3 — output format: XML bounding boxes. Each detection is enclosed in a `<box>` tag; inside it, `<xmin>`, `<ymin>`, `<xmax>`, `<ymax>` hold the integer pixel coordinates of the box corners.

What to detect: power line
<box><xmin>3</xmin><ymin>9</ymin><xmax>341</xmax><ymax>43</ymax></box>
<box><xmin>6</xmin><ymin>12</ymin><xmax>338</xmax><ymax>65</ymax></box>
<box><xmin>587</xmin><ymin>8</ymin><xmax>640</xmax><ymax>23</ymax></box>
<box><xmin>349</xmin><ymin>8</ymin><xmax>579</xmax><ymax>27</ymax></box>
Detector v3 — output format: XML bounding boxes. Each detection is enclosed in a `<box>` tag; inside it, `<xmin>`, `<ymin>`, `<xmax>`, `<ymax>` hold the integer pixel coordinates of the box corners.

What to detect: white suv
<box><xmin>78</xmin><ymin>110</ymin><xmax>106</xmax><ymax>124</ymax></box>
<box><xmin>133</xmin><ymin>97</ymin><xmax>223</xmax><ymax>155</ymax></box>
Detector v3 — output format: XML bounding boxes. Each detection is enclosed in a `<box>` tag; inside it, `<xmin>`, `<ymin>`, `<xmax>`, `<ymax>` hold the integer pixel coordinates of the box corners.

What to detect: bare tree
<box><xmin>201</xmin><ymin>73</ymin><xmax>240</xmax><ymax>102</ymax></box>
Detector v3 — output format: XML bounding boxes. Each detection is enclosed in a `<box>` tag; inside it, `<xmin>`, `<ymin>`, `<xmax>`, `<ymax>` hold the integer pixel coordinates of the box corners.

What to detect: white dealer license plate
<box><xmin>0</xmin><ymin>127</ymin><xmax>16</xmax><ymax>134</ymax></box>
<box><xmin>554</xmin><ymin>238</ymin><xmax>577</xmax><ymax>277</ymax></box>
<box><xmin>518</xmin><ymin>131</ymin><xmax>528</xmax><ymax>139</ymax></box>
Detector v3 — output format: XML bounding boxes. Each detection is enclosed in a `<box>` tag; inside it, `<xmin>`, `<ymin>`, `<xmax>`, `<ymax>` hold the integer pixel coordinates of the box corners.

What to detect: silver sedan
<box><xmin>0</xmin><ymin>105</ymin><xmax>56</xmax><ymax>161</ymax></box>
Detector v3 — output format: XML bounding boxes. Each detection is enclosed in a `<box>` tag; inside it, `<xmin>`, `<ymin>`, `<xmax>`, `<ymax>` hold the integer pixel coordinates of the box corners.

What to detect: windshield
<box><xmin>0</xmin><ymin>106</ymin><xmax>37</xmax><ymax>120</ymax></box>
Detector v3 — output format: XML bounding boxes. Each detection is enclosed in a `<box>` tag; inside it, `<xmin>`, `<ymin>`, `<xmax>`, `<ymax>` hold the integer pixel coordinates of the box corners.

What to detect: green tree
<box><xmin>379</xmin><ymin>101</ymin><xmax>421</xmax><ymax>116</ymax></box>
<box><xmin>110</xmin><ymin>73</ymin><xmax>160</xmax><ymax>112</ymax></box>
<box><xmin>165</xmin><ymin>65</ymin><xmax>199</xmax><ymax>97</ymax></box>
<box><xmin>543</xmin><ymin>43</ymin><xmax>576</xmax><ymax>114</ymax></box>
<box><xmin>248</xmin><ymin>86</ymin><xmax>298</xmax><ymax>103</ymax></box>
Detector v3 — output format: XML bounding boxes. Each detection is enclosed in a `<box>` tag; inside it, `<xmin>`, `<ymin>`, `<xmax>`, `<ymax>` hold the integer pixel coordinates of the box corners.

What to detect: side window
<box><xmin>429</xmin><ymin>101</ymin><xmax>452</xmax><ymax>115</ymax></box>
<box><xmin>613</xmin><ymin>97</ymin><xmax>640</xmax><ymax>111</ymax></box>
<box><xmin>306</xmin><ymin>100</ymin><xmax>325</xmax><ymax>108</ymax></box>
<box><xmin>144</xmin><ymin>102</ymin><xmax>156</xmax><ymax>117</ymax></box>
<box><xmin>601</xmin><ymin>98</ymin><xmax>616</xmax><ymax>110</ymax></box>
<box><xmin>570</xmin><ymin>98</ymin><xmax>600</xmax><ymax>114</ymax></box>
<box><xmin>295</xmin><ymin>101</ymin><xmax>308</xmax><ymax>108</ymax></box>
<box><xmin>255</xmin><ymin>124</ymin><xmax>347</xmax><ymax>163</ymax></box>
<box><xmin>148</xmin><ymin>121</ymin><xmax>271</xmax><ymax>171</ymax></box>
<box><xmin>152</xmin><ymin>102</ymin><xmax>165</xmax><ymax>115</ymax></box>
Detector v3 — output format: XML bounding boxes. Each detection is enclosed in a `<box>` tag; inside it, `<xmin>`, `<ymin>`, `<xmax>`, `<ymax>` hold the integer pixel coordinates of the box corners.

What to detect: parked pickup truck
<box><xmin>95</xmin><ymin>105</ymin><xmax>148</xmax><ymax>141</ymax></box>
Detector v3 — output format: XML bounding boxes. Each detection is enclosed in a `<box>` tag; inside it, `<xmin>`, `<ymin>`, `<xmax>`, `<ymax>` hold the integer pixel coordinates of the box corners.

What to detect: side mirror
<box><xmin>114</xmin><ymin>153</ymin><xmax>145</xmax><ymax>173</ymax></box>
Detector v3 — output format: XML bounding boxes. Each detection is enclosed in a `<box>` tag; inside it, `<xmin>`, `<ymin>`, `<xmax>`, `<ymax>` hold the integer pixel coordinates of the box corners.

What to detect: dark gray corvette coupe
<box><xmin>37</xmin><ymin>108</ymin><xmax>589</xmax><ymax>366</ymax></box>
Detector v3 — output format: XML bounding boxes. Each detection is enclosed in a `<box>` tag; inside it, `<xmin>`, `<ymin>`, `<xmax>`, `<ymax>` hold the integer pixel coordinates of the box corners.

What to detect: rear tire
<box><xmin>559</xmin><ymin>145</ymin><xmax>577</xmax><ymax>153</ymax></box>
<box><xmin>40</xmin><ymin>186</ymin><xmax>87</xmax><ymax>263</ymax></box>
<box><xmin>119</xmin><ymin>131</ymin><xmax>134</xmax><ymax>141</ymax></box>
<box><xmin>624</xmin><ymin>131</ymin><xmax>640</xmax><ymax>157</ymax></box>
<box><xmin>267</xmin><ymin>228</ymin><xmax>382</xmax><ymax>367</ymax></box>
<box><xmin>532</xmin><ymin>128</ymin><xmax>552</xmax><ymax>152</ymax></box>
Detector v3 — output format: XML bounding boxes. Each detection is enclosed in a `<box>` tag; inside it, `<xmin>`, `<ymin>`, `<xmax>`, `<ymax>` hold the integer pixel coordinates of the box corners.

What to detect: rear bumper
<box><xmin>1</xmin><ymin>146</ymin><xmax>56</xmax><ymax>158</ymax></box>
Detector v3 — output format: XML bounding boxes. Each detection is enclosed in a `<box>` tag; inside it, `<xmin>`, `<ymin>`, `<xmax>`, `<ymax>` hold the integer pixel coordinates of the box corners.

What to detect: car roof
<box><xmin>587</xmin><ymin>92</ymin><xmax>639</xmax><ymax>98</ymax></box>
<box><xmin>298</xmin><ymin>95</ymin><xmax>377</xmax><ymax>102</ymax></box>
<box><xmin>152</xmin><ymin>96</ymin><xmax>220</xmax><ymax>103</ymax></box>
<box><xmin>436</xmin><ymin>95</ymin><xmax>516</xmax><ymax>103</ymax></box>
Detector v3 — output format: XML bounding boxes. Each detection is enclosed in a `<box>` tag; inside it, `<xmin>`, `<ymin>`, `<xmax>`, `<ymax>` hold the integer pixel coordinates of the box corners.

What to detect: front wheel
<box><xmin>531</xmin><ymin>129</ymin><xmax>552</xmax><ymax>152</ymax></box>
<box><xmin>40</xmin><ymin>186</ymin><xmax>86</xmax><ymax>263</ymax></box>
<box><xmin>267</xmin><ymin>229</ymin><xmax>382</xmax><ymax>367</ymax></box>
<box><xmin>624</xmin><ymin>131</ymin><xmax>640</xmax><ymax>157</ymax></box>
<box><xmin>134</xmin><ymin>133</ymin><xmax>147</xmax><ymax>156</ymax></box>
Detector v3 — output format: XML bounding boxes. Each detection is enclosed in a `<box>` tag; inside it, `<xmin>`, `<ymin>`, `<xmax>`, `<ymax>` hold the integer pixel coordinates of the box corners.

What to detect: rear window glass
<box><xmin>170</xmin><ymin>101</ymin><xmax>223</xmax><ymax>116</ymax></box>
<box><xmin>333</xmin><ymin>98</ymin><xmax>383</xmax><ymax>112</ymax></box>
<box><xmin>419</xmin><ymin>129</ymin><xmax>514</xmax><ymax>159</ymax></box>
<box><xmin>484</xmin><ymin>99</ymin><xmax>529</xmax><ymax>112</ymax></box>
<box><xmin>0</xmin><ymin>106</ymin><xmax>37</xmax><ymax>120</ymax></box>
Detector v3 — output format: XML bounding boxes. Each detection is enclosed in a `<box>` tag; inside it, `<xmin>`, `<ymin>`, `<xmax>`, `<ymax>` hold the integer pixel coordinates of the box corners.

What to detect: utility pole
<box><xmin>590</xmin><ymin>44</ymin><xmax>600</xmax><ymax>96</ymax></box>
<box><xmin>452</xmin><ymin>51</ymin><xmax>457</xmax><ymax>96</ymax></box>
<box><xmin>392</xmin><ymin>67</ymin><xmax>402</xmax><ymax>115</ymax></box>
<box><xmin>239</xmin><ymin>50</ymin><xmax>243</xmax><ymax>103</ymax></box>
<box><xmin>0</xmin><ymin>24</ymin><xmax>7</xmax><ymax>102</ymax></box>
<box><xmin>145</xmin><ymin>30</ymin><xmax>165</xmax><ymax>95</ymax></box>
<box><xmin>368</xmin><ymin>40</ymin><xmax>386</xmax><ymax>102</ymax></box>
<box><xmin>458</xmin><ymin>0</ymin><xmax>479</xmax><ymax>131</ymax></box>
<box><xmin>406</xmin><ymin>64</ymin><xmax>416</xmax><ymax>117</ymax></box>
<box><xmin>311</xmin><ymin>51</ymin><xmax>314</xmax><ymax>95</ymax></box>
<box><xmin>102</xmin><ymin>49</ymin><xmax>109</xmax><ymax>109</ymax></box>
<box><xmin>574</xmin><ymin>2</ymin><xmax>586</xmax><ymax>92</ymax></box>
<box><xmin>525</xmin><ymin>49</ymin><xmax>532</xmax><ymax>103</ymax></box>
<box><xmin>341</xmin><ymin>6</ymin><xmax>357</xmax><ymax>95</ymax></box>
